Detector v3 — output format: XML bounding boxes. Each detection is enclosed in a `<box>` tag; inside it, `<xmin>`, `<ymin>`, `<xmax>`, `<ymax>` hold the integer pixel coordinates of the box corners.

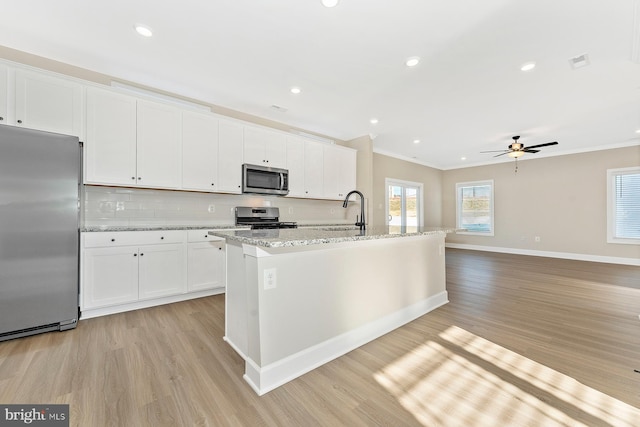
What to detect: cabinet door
<box><xmin>182</xmin><ymin>111</ymin><xmax>219</xmax><ymax>191</ymax></box>
<box><xmin>337</xmin><ymin>147</ymin><xmax>357</xmax><ymax>199</ymax></box>
<box><xmin>187</xmin><ymin>240</ymin><xmax>225</xmax><ymax>292</ymax></box>
<box><xmin>323</xmin><ymin>145</ymin><xmax>357</xmax><ymax>199</ymax></box>
<box><xmin>242</xmin><ymin>126</ymin><xmax>266</xmax><ymax>166</ymax></box>
<box><xmin>304</xmin><ymin>140</ymin><xmax>324</xmax><ymax>198</ymax></box>
<box><xmin>85</xmin><ymin>87</ymin><xmax>137</xmax><ymax>185</ymax></box>
<box><xmin>0</xmin><ymin>65</ymin><xmax>7</xmax><ymax>125</ymax></box>
<box><xmin>137</xmin><ymin>100</ymin><xmax>182</xmax><ymax>189</ymax></box>
<box><xmin>244</xmin><ymin>126</ymin><xmax>287</xmax><ymax>168</ymax></box>
<box><xmin>217</xmin><ymin>119</ymin><xmax>244</xmax><ymax>193</ymax></box>
<box><xmin>285</xmin><ymin>136</ymin><xmax>305</xmax><ymax>197</ymax></box>
<box><xmin>83</xmin><ymin>247</ymin><xmax>139</xmax><ymax>309</ymax></box>
<box><xmin>138</xmin><ymin>243</ymin><xmax>186</xmax><ymax>300</ymax></box>
<box><xmin>14</xmin><ymin>70</ymin><xmax>82</xmax><ymax>137</ymax></box>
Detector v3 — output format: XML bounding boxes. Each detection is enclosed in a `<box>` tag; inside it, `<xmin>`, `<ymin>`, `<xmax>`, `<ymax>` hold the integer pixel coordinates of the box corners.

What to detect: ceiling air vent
<box><xmin>568</xmin><ymin>53</ymin><xmax>590</xmax><ymax>69</ymax></box>
<box><xmin>270</xmin><ymin>105</ymin><xmax>288</xmax><ymax>113</ymax></box>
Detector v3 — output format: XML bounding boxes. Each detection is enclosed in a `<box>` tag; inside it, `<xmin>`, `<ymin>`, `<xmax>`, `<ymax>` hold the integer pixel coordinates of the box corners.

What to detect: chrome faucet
<box><xmin>342</xmin><ymin>190</ymin><xmax>366</xmax><ymax>230</ymax></box>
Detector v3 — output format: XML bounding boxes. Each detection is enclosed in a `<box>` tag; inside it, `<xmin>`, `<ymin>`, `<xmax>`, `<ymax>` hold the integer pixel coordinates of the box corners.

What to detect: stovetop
<box><xmin>235</xmin><ymin>206</ymin><xmax>297</xmax><ymax>229</ymax></box>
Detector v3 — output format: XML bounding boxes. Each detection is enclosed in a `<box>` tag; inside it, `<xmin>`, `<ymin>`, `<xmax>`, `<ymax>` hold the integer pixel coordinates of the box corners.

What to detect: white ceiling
<box><xmin>1</xmin><ymin>0</ymin><xmax>639</xmax><ymax>169</ymax></box>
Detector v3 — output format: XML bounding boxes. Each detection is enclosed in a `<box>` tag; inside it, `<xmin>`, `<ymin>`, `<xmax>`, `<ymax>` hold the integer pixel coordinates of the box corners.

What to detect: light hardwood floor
<box><xmin>1</xmin><ymin>249</ymin><xmax>639</xmax><ymax>426</ymax></box>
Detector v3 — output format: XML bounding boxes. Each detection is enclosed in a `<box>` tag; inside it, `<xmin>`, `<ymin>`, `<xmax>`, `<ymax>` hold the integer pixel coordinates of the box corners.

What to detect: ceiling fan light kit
<box><xmin>481</xmin><ymin>135</ymin><xmax>559</xmax><ymax>172</ymax></box>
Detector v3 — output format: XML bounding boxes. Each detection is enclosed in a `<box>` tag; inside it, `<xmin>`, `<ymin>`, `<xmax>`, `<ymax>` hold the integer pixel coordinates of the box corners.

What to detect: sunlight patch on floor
<box><xmin>374</xmin><ymin>325</ymin><xmax>640</xmax><ymax>427</ymax></box>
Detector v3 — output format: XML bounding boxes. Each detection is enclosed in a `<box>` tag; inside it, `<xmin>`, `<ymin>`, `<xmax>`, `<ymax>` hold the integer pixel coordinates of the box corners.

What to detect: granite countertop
<box><xmin>81</xmin><ymin>224</ymin><xmax>247</xmax><ymax>232</ymax></box>
<box><xmin>209</xmin><ymin>226</ymin><xmax>458</xmax><ymax>248</ymax></box>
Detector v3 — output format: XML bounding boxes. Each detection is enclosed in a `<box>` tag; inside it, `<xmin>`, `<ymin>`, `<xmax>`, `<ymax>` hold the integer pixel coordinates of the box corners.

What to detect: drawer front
<box><xmin>83</xmin><ymin>230</ymin><xmax>185</xmax><ymax>248</ymax></box>
<box><xmin>187</xmin><ymin>229</ymin><xmax>226</xmax><ymax>243</ymax></box>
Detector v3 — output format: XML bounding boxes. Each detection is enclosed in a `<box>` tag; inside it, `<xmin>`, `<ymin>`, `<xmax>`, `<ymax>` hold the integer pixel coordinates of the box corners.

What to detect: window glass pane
<box><xmin>614</xmin><ymin>173</ymin><xmax>640</xmax><ymax>239</ymax></box>
<box><xmin>388</xmin><ymin>185</ymin><xmax>402</xmax><ymax>229</ymax></box>
<box><xmin>405</xmin><ymin>187</ymin><xmax>418</xmax><ymax>233</ymax></box>
<box><xmin>457</xmin><ymin>182</ymin><xmax>493</xmax><ymax>234</ymax></box>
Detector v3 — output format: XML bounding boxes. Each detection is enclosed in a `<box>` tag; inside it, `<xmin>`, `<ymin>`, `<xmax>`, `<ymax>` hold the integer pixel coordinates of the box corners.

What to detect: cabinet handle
<box><xmin>0</xmin><ymin>117</ymin><xmax>3</xmax><ymax>121</ymax></box>
<box><xmin>17</xmin><ymin>120</ymin><xmax>23</xmax><ymax>124</ymax></box>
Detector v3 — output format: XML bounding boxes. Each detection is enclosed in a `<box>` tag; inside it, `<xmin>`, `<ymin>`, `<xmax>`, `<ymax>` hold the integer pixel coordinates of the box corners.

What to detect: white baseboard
<box><xmin>242</xmin><ymin>291</ymin><xmax>449</xmax><ymax>396</ymax></box>
<box><xmin>445</xmin><ymin>243</ymin><xmax>640</xmax><ymax>266</ymax></box>
<box><xmin>80</xmin><ymin>287</ymin><xmax>224</xmax><ymax>320</ymax></box>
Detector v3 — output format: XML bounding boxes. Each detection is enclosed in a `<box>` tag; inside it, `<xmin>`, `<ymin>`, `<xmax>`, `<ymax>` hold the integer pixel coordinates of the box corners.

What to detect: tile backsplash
<box><xmin>83</xmin><ymin>186</ymin><xmax>357</xmax><ymax>227</ymax></box>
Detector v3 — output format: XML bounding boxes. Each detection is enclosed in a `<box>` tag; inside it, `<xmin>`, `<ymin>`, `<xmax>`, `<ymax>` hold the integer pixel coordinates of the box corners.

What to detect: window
<box><xmin>607</xmin><ymin>167</ymin><xmax>640</xmax><ymax>244</ymax></box>
<box><xmin>456</xmin><ymin>180</ymin><xmax>494</xmax><ymax>235</ymax></box>
<box><xmin>385</xmin><ymin>179</ymin><xmax>423</xmax><ymax>233</ymax></box>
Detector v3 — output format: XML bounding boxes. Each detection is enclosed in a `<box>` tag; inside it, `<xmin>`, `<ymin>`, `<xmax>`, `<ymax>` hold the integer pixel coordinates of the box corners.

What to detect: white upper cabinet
<box><xmin>303</xmin><ymin>140</ymin><xmax>324</xmax><ymax>198</ymax></box>
<box><xmin>243</xmin><ymin>126</ymin><xmax>287</xmax><ymax>169</ymax></box>
<box><xmin>14</xmin><ymin>69</ymin><xmax>82</xmax><ymax>138</ymax></box>
<box><xmin>323</xmin><ymin>145</ymin><xmax>357</xmax><ymax>200</ymax></box>
<box><xmin>136</xmin><ymin>100</ymin><xmax>182</xmax><ymax>189</ymax></box>
<box><xmin>0</xmin><ymin>65</ymin><xmax>7</xmax><ymax>125</ymax></box>
<box><xmin>217</xmin><ymin>118</ymin><xmax>244</xmax><ymax>193</ymax></box>
<box><xmin>85</xmin><ymin>87</ymin><xmax>137</xmax><ymax>185</ymax></box>
<box><xmin>285</xmin><ymin>136</ymin><xmax>305</xmax><ymax>198</ymax></box>
<box><xmin>182</xmin><ymin>111</ymin><xmax>219</xmax><ymax>192</ymax></box>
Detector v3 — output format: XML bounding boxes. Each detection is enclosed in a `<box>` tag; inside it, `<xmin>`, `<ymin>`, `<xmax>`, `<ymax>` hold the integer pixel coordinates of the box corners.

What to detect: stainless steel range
<box><xmin>235</xmin><ymin>206</ymin><xmax>297</xmax><ymax>229</ymax></box>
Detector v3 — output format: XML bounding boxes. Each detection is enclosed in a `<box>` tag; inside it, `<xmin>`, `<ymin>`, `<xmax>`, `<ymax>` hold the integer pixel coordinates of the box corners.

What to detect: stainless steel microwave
<box><xmin>242</xmin><ymin>164</ymin><xmax>289</xmax><ymax>196</ymax></box>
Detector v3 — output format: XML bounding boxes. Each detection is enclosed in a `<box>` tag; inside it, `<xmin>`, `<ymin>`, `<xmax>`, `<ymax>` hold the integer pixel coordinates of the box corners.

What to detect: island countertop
<box><xmin>209</xmin><ymin>226</ymin><xmax>458</xmax><ymax>248</ymax></box>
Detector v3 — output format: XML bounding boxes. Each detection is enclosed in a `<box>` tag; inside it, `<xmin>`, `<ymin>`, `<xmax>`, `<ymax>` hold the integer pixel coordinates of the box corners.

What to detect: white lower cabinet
<box><xmin>83</xmin><ymin>246</ymin><xmax>140</xmax><ymax>309</ymax></box>
<box><xmin>187</xmin><ymin>230</ymin><xmax>225</xmax><ymax>292</ymax></box>
<box><xmin>81</xmin><ymin>229</ymin><xmax>224</xmax><ymax>318</ymax></box>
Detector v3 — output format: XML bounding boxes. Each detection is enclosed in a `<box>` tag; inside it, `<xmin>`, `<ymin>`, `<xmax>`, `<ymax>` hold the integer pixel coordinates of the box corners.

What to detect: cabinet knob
<box><xmin>17</xmin><ymin>119</ymin><xmax>23</xmax><ymax>124</ymax></box>
<box><xmin>131</xmin><ymin>177</ymin><xmax>136</xmax><ymax>180</ymax></box>
<box><xmin>160</xmin><ymin>236</ymin><xmax>164</xmax><ymax>240</ymax></box>
<box><xmin>133</xmin><ymin>253</ymin><xmax>137</xmax><ymax>257</ymax></box>
<box><xmin>218</xmin><ymin>247</ymin><xmax>222</xmax><ymax>251</ymax></box>
<box><xmin>137</xmin><ymin>177</ymin><xmax>142</xmax><ymax>180</ymax></box>
<box><xmin>111</xmin><ymin>238</ymin><xmax>115</xmax><ymax>242</ymax></box>
<box><xmin>0</xmin><ymin>117</ymin><xmax>4</xmax><ymax>121</ymax></box>
<box><xmin>140</xmin><ymin>253</ymin><xmax>144</xmax><ymax>256</ymax></box>
<box><xmin>211</xmin><ymin>183</ymin><xmax>215</xmax><ymax>186</ymax></box>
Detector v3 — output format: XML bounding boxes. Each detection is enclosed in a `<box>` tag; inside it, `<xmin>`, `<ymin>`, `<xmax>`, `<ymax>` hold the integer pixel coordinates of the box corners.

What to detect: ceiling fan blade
<box><xmin>525</xmin><ymin>141</ymin><xmax>558</xmax><ymax>150</ymax></box>
<box><xmin>493</xmin><ymin>152</ymin><xmax>509</xmax><ymax>157</ymax></box>
<box><xmin>523</xmin><ymin>149</ymin><xmax>540</xmax><ymax>153</ymax></box>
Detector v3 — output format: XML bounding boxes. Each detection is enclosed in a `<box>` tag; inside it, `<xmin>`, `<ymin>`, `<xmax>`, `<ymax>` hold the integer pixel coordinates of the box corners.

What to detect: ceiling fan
<box><xmin>481</xmin><ymin>135</ymin><xmax>558</xmax><ymax>158</ymax></box>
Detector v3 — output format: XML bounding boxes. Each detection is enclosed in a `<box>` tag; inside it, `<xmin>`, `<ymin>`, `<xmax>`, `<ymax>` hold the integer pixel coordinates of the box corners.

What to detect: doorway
<box><xmin>385</xmin><ymin>179</ymin><xmax>423</xmax><ymax>233</ymax></box>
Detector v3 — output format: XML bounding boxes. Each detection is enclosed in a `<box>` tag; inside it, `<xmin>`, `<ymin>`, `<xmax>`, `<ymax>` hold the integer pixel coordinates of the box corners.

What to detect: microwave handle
<box><xmin>279</xmin><ymin>173</ymin><xmax>284</xmax><ymax>190</ymax></box>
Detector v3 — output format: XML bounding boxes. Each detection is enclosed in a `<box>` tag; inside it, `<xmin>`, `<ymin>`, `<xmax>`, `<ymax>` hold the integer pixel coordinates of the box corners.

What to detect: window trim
<box><xmin>607</xmin><ymin>166</ymin><xmax>640</xmax><ymax>245</ymax></box>
<box><xmin>456</xmin><ymin>179</ymin><xmax>495</xmax><ymax>236</ymax></box>
<box><xmin>384</xmin><ymin>178</ymin><xmax>424</xmax><ymax>228</ymax></box>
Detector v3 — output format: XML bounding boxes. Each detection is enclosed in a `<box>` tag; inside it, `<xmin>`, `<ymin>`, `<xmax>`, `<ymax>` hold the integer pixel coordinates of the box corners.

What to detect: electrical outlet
<box><xmin>534</xmin><ymin>236</ymin><xmax>541</xmax><ymax>243</ymax></box>
<box><xmin>264</xmin><ymin>268</ymin><xmax>277</xmax><ymax>290</ymax></box>
<box><xmin>208</xmin><ymin>204</ymin><xmax>215</xmax><ymax>213</ymax></box>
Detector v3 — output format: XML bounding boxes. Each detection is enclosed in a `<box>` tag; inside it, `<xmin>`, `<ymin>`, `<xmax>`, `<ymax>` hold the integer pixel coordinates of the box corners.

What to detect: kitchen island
<box><xmin>209</xmin><ymin>226</ymin><xmax>457</xmax><ymax>395</ymax></box>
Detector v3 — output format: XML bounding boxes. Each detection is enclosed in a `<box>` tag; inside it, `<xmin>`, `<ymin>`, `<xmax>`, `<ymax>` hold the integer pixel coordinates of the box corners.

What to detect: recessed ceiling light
<box><xmin>290</xmin><ymin>87</ymin><xmax>301</xmax><ymax>94</ymax></box>
<box><xmin>520</xmin><ymin>62</ymin><xmax>536</xmax><ymax>71</ymax></box>
<box><xmin>134</xmin><ymin>25</ymin><xmax>153</xmax><ymax>37</ymax></box>
<box><xmin>413</xmin><ymin>139</ymin><xmax>420</xmax><ymax>144</ymax></box>
<box><xmin>461</xmin><ymin>157</ymin><xmax>467</xmax><ymax>161</ymax></box>
<box><xmin>635</xmin><ymin>129</ymin><xmax>640</xmax><ymax>133</ymax></box>
<box><xmin>405</xmin><ymin>57</ymin><xmax>421</xmax><ymax>67</ymax></box>
<box><xmin>370</xmin><ymin>118</ymin><xmax>379</xmax><ymax>125</ymax></box>
<box><xmin>321</xmin><ymin>0</ymin><xmax>339</xmax><ymax>7</ymax></box>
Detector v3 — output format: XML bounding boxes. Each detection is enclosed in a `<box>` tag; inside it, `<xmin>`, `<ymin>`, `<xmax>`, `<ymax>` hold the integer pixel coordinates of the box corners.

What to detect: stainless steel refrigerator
<box><xmin>0</xmin><ymin>125</ymin><xmax>80</xmax><ymax>341</ymax></box>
